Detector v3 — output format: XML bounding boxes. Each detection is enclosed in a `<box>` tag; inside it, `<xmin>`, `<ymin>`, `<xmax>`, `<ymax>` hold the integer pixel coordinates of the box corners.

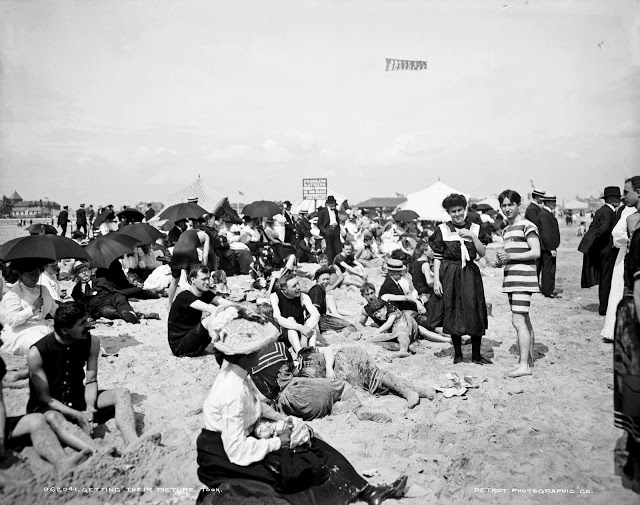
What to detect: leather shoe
<box><xmin>359</xmin><ymin>475</ymin><xmax>408</xmax><ymax>505</ymax></box>
<box><xmin>453</xmin><ymin>356</ymin><xmax>463</xmax><ymax>364</ymax></box>
<box><xmin>472</xmin><ymin>356</ymin><xmax>493</xmax><ymax>365</ymax></box>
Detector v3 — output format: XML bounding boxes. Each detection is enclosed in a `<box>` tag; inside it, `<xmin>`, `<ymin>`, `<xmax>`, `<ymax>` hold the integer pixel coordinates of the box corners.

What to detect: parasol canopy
<box><xmin>393</xmin><ymin>210</ymin><xmax>420</xmax><ymax>222</ymax></box>
<box><xmin>26</xmin><ymin>223</ymin><xmax>58</xmax><ymax>235</ymax></box>
<box><xmin>157</xmin><ymin>202</ymin><xmax>209</xmax><ymax>222</ymax></box>
<box><xmin>0</xmin><ymin>235</ymin><xmax>90</xmax><ymax>262</ymax></box>
<box><xmin>115</xmin><ymin>223</ymin><xmax>165</xmax><ymax>245</ymax></box>
<box><xmin>116</xmin><ymin>208</ymin><xmax>144</xmax><ymax>223</ymax></box>
<box><xmin>242</xmin><ymin>200</ymin><xmax>281</xmax><ymax>219</ymax></box>
<box><xmin>84</xmin><ymin>234</ymin><xmax>140</xmax><ymax>269</ymax></box>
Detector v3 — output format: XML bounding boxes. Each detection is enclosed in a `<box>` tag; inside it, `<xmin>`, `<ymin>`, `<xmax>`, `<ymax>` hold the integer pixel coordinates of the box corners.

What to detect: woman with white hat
<box><xmin>196</xmin><ymin>307</ymin><xmax>408</xmax><ymax>505</ymax></box>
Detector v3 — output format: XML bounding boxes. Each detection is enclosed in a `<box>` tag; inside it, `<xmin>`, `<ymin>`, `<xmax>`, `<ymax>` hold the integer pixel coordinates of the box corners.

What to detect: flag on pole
<box><xmin>238</xmin><ymin>191</ymin><xmax>245</xmax><ymax>196</ymax></box>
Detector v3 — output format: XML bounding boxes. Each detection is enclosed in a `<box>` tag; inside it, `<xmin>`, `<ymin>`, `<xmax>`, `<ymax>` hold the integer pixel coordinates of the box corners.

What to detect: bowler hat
<box><xmin>531</xmin><ymin>189</ymin><xmax>546</xmax><ymax>199</ymax></box>
<box><xmin>326</xmin><ymin>196</ymin><xmax>336</xmax><ymax>204</ymax></box>
<box><xmin>284</xmin><ymin>200</ymin><xmax>292</xmax><ymax>206</ymax></box>
<box><xmin>601</xmin><ymin>186</ymin><xmax>621</xmax><ymax>199</ymax></box>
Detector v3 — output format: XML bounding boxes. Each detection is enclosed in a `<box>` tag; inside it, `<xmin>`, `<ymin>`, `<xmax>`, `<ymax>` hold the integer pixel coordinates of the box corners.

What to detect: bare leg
<box><xmin>525</xmin><ymin>313</ymin><xmax>535</xmax><ymax>368</ymax></box>
<box><xmin>286</xmin><ymin>329</ymin><xmax>303</xmax><ymax>354</ymax></box>
<box><xmin>508</xmin><ymin>313</ymin><xmax>532</xmax><ymax>377</ymax></box>
<box><xmin>96</xmin><ymin>388</ymin><xmax>149</xmax><ymax>450</ymax></box>
<box><xmin>167</xmin><ymin>277</ymin><xmax>179</xmax><ymax>308</ymax></box>
<box><xmin>417</xmin><ymin>326</ymin><xmax>451</xmax><ymax>343</ymax></box>
<box><xmin>12</xmin><ymin>414</ymin><xmax>91</xmax><ymax>473</ymax></box>
<box><xmin>44</xmin><ymin>410</ymin><xmax>96</xmax><ymax>452</ymax></box>
<box><xmin>396</xmin><ymin>335</ymin><xmax>411</xmax><ymax>358</ymax></box>
<box><xmin>379</xmin><ymin>371</ymin><xmax>419</xmax><ymax>408</ymax></box>
<box><xmin>308</xmin><ymin>328</ymin><xmax>318</xmax><ymax>349</ymax></box>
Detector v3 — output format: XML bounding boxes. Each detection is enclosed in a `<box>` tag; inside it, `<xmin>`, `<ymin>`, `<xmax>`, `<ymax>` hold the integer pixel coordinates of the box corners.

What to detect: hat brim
<box><xmin>212</xmin><ymin>318</ymin><xmax>280</xmax><ymax>355</ymax></box>
<box><xmin>386</xmin><ymin>266</ymin><xmax>404</xmax><ymax>272</ymax></box>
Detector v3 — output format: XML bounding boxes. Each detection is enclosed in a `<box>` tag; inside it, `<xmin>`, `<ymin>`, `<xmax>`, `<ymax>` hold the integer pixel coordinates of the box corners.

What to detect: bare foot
<box><xmin>395</xmin><ymin>351</ymin><xmax>411</xmax><ymax>358</ymax></box>
<box><xmin>415</xmin><ymin>386</ymin><xmax>436</xmax><ymax>400</ymax></box>
<box><xmin>124</xmin><ymin>432</ymin><xmax>162</xmax><ymax>453</ymax></box>
<box><xmin>405</xmin><ymin>391</ymin><xmax>420</xmax><ymax>408</ymax></box>
<box><xmin>56</xmin><ymin>448</ymin><xmax>92</xmax><ymax>474</ymax></box>
<box><xmin>506</xmin><ymin>367</ymin><xmax>532</xmax><ymax>378</ymax></box>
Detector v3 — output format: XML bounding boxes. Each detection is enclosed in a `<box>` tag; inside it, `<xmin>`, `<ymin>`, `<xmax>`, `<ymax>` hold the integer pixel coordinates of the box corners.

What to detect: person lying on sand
<box><xmin>1</xmin><ymin>356</ymin><xmax>90</xmax><ymax>475</ymax></box>
<box><xmin>27</xmin><ymin>302</ymin><xmax>161</xmax><ymax>454</ymax></box>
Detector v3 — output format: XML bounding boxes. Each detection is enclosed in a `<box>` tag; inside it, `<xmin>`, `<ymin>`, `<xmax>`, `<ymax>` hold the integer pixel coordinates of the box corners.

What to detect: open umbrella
<box><xmin>115</xmin><ymin>223</ymin><xmax>165</xmax><ymax>245</ymax></box>
<box><xmin>0</xmin><ymin>235</ymin><xmax>91</xmax><ymax>262</ymax></box>
<box><xmin>93</xmin><ymin>209</ymin><xmax>116</xmax><ymax>229</ymax></box>
<box><xmin>393</xmin><ymin>209</ymin><xmax>420</xmax><ymax>222</ymax></box>
<box><xmin>242</xmin><ymin>200</ymin><xmax>281</xmax><ymax>219</ymax></box>
<box><xmin>84</xmin><ymin>234</ymin><xmax>140</xmax><ymax>269</ymax></box>
<box><xmin>26</xmin><ymin>223</ymin><xmax>58</xmax><ymax>235</ymax></box>
<box><xmin>476</xmin><ymin>203</ymin><xmax>495</xmax><ymax>212</ymax></box>
<box><xmin>157</xmin><ymin>202</ymin><xmax>209</xmax><ymax>222</ymax></box>
<box><xmin>116</xmin><ymin>207</ymin><xmax>144</xmax><ymax>223</ymax></box>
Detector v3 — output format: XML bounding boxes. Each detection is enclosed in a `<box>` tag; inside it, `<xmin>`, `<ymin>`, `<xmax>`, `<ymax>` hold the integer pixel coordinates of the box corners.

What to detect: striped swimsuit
<box><xmin>502</xmin><ymin>219</ymin><xmax>539</xmax><ymax>313</ymax></box>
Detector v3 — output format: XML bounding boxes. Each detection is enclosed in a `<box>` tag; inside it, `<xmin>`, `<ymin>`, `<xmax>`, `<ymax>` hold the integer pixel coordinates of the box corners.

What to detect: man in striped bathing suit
<box><xmin>497</xmin><ymin>190</ymin><xmax>542</xmax><ymax>378</ymax></box>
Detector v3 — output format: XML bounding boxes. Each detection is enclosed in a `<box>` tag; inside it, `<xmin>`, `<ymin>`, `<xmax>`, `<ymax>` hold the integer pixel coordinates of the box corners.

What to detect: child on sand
<box><xmin>496</xmin><ymin>189</ymin><xmax>541</xmax><ymax>378</ymax></box>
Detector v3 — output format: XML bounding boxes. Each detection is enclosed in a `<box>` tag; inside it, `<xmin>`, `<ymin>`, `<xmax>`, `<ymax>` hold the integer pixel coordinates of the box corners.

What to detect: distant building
<box><xmin>11</xmin><ymin>197</ymin><xmax>61</xmax><ymax>218</ymax></box>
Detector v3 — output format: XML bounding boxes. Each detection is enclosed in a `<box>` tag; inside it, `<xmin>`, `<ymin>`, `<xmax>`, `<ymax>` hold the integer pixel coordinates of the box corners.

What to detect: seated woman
<box><xmin>97</xmin><ymin>258</ymin><xmax>161</xmax><ymax>301</ymax></box>
<box><xmin>196</xmin><ymin>307</ymin><xmax>408</xmax><ymax>505</ymax></box>
<box><xmin>0</xmin><ymin>259</ymin><xmax>57</xmax><ymax>356</ymax></box>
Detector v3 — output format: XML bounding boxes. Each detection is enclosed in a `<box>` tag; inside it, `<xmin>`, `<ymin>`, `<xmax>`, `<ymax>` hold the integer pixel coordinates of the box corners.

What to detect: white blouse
<box><xmin>203</xmin><ymin>360</ymin><xmax>281</xmax><ymax>466</ymax></box>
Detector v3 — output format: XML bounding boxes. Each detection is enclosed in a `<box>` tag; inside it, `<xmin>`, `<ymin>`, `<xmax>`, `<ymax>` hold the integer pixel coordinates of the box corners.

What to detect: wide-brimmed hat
<box><xmin>601</xmin><ymin>186</ymin><xmax>621</xmax><ymax>199</ymax></box>
<box><xmin>385</xmin><ymin>258</ymin><xmax>404</xmax><ymax>272</ymax></box>
<box><xmin>531</xmin><ymin>189</ymin><xmax>546</xmax><ymax>199</ymax></box>
<box><xmin>207</xmin><ymin>307</ymin><xmax>280</xmax><ymax>355</ymax></box>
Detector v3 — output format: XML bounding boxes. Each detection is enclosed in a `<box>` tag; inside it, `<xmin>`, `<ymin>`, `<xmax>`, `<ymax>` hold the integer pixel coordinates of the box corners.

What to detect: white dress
<box><xmin>0</xmin><ymin>282</ymin><xmax>57</xmax><ymax>355</ymax></box>
<box><xmin>601</xmin><ymin>206</ymin><xmax>637</xmax><ymax>339</ymax></box>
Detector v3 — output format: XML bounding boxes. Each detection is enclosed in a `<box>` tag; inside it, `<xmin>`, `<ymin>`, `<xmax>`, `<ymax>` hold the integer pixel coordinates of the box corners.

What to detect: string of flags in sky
<box><xmin>385</xmin><ymin>58</ymin><xmax>428</xmax><ymax>71</ymax></box>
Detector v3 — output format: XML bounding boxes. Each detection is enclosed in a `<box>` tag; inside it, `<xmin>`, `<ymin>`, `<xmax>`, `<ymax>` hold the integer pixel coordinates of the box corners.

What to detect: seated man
<box><xmin>167</xmin><ymin>225</ymin><xmax>210</xmax><ymax>306</ymax></box>
<box><xmin>317</xmin><ymin>253</ymin><xmax>343</xmax><ymax>291</ymax></box>
<box><xmin>307</xmin><ymin>266</ymin><xmax>358</xmax><ymax>336</ymax></box>
<box><xmin>0</xmin><ymin>259</ymin><xmax>57</xmax><ymax>356</ymax></box>
<box><xmin>1</xmin><ymin>355</ymin><xmax>91</xmax><ymax>476</ymax></box>
<box><xmin>379</xmin><ymin>258</ymin><xmax>425</xmax><ymax>314</ymax></box>
<box><xmin>27</xmin><ymin>303</ymin><xmax>159</xmax><ymax>454</ymax></box>
<box><xmin>270</xmin><ymin>273</ymin><xmax>320</xmax><ymax>355</ymax></box>
<box><xmin>167</xmin><ymin>264</ymin><xmax>230</xmax><ymax>357</ymax></box>
<box><xmin>332</xmin><ymin>242</ymin><xmax>367</xmax><ymax>289</ymax></box>
<box><xmin>354</xmin><ymin>230</ymin><xmax>383</xmax><ymax>268</ymax></box>
<box><xmin>70</xmin><ymin>262</ymin><xmax>140</xmax><ymax>324</ymax></box>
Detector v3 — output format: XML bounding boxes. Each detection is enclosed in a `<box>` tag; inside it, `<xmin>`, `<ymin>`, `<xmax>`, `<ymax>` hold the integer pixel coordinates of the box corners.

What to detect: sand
<box><xmin>0</xmin><ymin>221</ymin><xmax>637</xmax><ymax>504</ymax></box>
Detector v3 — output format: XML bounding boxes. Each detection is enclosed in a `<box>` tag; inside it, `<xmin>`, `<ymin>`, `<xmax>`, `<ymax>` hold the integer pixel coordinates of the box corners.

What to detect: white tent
<box><xmin>164</xmin><ymin>176</ymin><xmax>226</xmax><ymax>213</ymax></box>
<box><xmin>291</xmin><ymin>189</ymin><xmax>349</xmax><ymax>215</ymax></box>
<box><xmin>401</xmin><ymin>180</ymin><xmax>470</xmax><ymax>221</ymax></box>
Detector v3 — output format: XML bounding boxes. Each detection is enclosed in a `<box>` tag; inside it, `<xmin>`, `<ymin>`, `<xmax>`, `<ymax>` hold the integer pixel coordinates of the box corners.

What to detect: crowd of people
<box><xmin>0</xmin><ymin>181</ymin><xmax>639</xmax><ymax>501</ymax></box>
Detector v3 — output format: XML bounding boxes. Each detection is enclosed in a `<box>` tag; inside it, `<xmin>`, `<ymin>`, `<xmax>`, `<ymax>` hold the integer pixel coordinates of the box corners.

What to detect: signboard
<box><xmin>302</xmin><ymin>178</ymin><xmax>327</xmax><ymax>201</ymax></box>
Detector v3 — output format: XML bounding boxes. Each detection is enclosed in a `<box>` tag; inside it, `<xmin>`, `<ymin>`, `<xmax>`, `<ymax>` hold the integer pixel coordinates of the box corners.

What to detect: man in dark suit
<box><xmin>317</xmin><ymin>196</ymin><xmax>342</xmax><ymax>263</ymax></box>
<box><xmin>537</xmin><ymin>195</ymin><xmax>561</xmax><ymax>297</ymax></box>
<box><xmin>282</xmin><ymin>200</ymin><xmax>296</xmax><ymax>245</ymax></box>
<box><xmin>525</xmin><ymin>189</ymin><xmax>546</xmax><ymax>223</ymax></box>
<box><xmin>578</xmin><ymin>186</ymin><xmax>622</xmax><ymax>315</ymax></box>
<box><xmin>466</xmin><ymin>203</ymin><xmax>482</xmax><ymax>226</ymax></box>
<box><xmin>144</xmin><ymin>203</ymin><xmax>155</xmax><ymax>222</ymax></box>
<box><xmin>57</xmin><ymin>205</ymin><xmax>69</xmax><ymax>237</ymax></box>
<box><xmin>75</xmin><ymin>203</ymin><xmax>87</xmax><ymax>236</ymax></box>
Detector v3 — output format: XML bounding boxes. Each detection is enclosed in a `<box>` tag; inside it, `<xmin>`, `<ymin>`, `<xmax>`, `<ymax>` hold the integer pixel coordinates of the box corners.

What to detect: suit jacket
<box><xmin>524</xmin><ymin>202</ymin><xmax>541</xmax><ymax>223</ymax></box>
<box><xmin>537</xmin><ymin>208</ymin><xmax>560</xmax><ymax>251</ymax></box>
<box><xmin>57</xmin><ymin>210</ymin><xmax>69</xmax><ymax>226</ymax></box>
<box><xmin>75</xmin><ymin>208</ymin><xmax>87</xmax><ymax>226</ymax></box>
<box><xmin>144</xmin><ymin>208</ymin><xmax>155</xmax><ymax>222</ymax></box>
<box><xmin>296</xmin><ymin>216</ymin><xmax>312</xmax><ymax>240</ymax></box>
<box><xmin>71</xmin><ymin>278</ymin><xmax>122</xmax><ymax>314</ymax></box>
<box><xmin>317</xmin><ymin>208</ymin><xmax>340</xmax><ymax>236</ymax></box>
<box><xmin>578</xmin><ymin>204</ymin><xmax>616</xmax><ymax>287</ymax></box>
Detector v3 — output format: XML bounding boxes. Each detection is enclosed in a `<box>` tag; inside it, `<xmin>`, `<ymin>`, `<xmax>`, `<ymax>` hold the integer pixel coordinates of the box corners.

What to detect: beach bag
<box><xmin>264</xmin><ymin>439</ymin><xmax>330</xmax><ymax>493</ymax></box>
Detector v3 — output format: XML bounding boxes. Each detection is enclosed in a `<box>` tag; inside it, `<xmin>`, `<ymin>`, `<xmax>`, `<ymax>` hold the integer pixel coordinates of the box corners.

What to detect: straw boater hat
<box><xmin>541</xmin><ymin>194</ymin><xmax>557</xmax><ymax>203</ymax></box>
<box><xmin>71</xmin><ymin>261</ymin><xmax>91</xmax><ymax>276</ymax></box>
<box><xmin>385</xmin><ymin>258</ymin><xmax>405</xmax><ymax>272</ymax></box>
<box><xmin>531</xmin><ymin>189</ymin><xmax>546</xmax><ymax>199</ymax></box>
<box><xmin>206</xmin><ymin>306</ymin><xmax>279</xmax><ymax>355</ymax></box>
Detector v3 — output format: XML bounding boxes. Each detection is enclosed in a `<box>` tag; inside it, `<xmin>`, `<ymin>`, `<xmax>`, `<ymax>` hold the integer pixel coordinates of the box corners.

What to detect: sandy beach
<box><xmin>0</xmin><ymin>221</ymin><xmax>638</xmax><ymax>505</ymax></box>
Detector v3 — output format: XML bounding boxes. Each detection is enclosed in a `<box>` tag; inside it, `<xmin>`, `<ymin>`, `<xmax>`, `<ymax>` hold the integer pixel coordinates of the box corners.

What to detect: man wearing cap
<box><xmin>378</xmin><ymin>258</ymin><xmax>426</xmax><ymax>315</ymax></box>
<box><xmin>525</xmin><ymin>189</ymin><xmax>546</xmax><ymax>223</ymax></box>
<box><xmin>578</xmin><ymin>186</ymin><xmax>622</xmax><ymax>315</ymax></box>
<box><xmin>57</xmin><ymin>206</ymin><xmax>69</xmax><ymax>237</ymax></box>
<box><xmin>317</xmin><ymin>196</ymin><xmax>342</xmax><ymax>264</ymax></box>
<box><xmin>537</xmin><ymin>195</ymin><xmax>561</xmax><ymax>297</ymax></box>
<box><xmin>75</xmin><ymin>204</ymin><xmax>87</xmax><ymax>237</ymax></box>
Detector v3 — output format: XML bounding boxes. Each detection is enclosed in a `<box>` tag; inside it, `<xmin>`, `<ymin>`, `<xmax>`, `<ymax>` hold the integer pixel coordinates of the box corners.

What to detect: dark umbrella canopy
<box><xmin>393</xmin><ymin>210</ymin><xmax>420</xmax><ymax>222</ymax></box>
<box><xmin>84</xmin><ymin>234</ymin><xmax>140</xmax><ymax>269</ymax></box>
<box><xmin>157</xmin><ymin>202</ymin><xmax>209</xmax><ymax>222</ymax></box>
<box><xmin>242</xmin><ymin>200</ymin><xmax>281</xmax><ymax>219</ymax></box>
<box><xmin>116</xmin><ymin>208</ymin><xmax>144</xmax><ymax>223</ymax></box>
<box><xmin>476</xmin><ymin>203</ymin><xmax>495</xmax><ymax>212</ymax></box>
<box><xmin>0</xmin><ymin>235</ymin><xmax>91</xmax><ymax>262</ymax></box>
<box><xmin>115</xmin><ymin>223</ymin><xmax>164</xmax><ymax>245</ymax></box>
<box><xmin>26</xmin><ymin>223</ymin><xmax>58</xmax><ymax>235</ymax></box>
<box><xmin>93</xmin><ymin>209</ymin><xmax>116</xmax><ymax>229</ymax></box>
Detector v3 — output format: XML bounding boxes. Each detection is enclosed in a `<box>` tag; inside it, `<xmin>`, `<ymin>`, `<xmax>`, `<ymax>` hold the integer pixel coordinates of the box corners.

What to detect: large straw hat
<box><xmin>206</xmin><ymin>306</ymin><xmax>280</xmax><ymax>355</ymax></box>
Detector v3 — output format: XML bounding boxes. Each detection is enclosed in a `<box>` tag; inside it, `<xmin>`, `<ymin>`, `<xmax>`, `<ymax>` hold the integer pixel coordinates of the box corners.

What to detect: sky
<box><xmin>0</xmin><ymin>0</ymin><xmax>639</xmax><ymax>208</ymax></box>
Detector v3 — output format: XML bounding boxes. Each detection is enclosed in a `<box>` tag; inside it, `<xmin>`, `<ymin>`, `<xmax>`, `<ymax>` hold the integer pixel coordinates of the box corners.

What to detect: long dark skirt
<box><xmin>196</xmin><ymin>429</ymin><xmax>366</xmax><ymax>505</ymax></box>
<box><xmin>614</xmin><ymin>295</ymin><xmax>640</xmax><ymax>494</ymax></box>
<box><xmin>437</xmin><ymin>260</ymin><xmax>487</xmax><ymax>337</ymax></box>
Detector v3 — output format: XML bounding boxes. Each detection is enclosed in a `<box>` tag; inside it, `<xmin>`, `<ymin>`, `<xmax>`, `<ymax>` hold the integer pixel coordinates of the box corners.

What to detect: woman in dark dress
<box><xmin>426</xmin><ymin>193</ymin><xmax>491</xmax><ymax>365</ymax></box>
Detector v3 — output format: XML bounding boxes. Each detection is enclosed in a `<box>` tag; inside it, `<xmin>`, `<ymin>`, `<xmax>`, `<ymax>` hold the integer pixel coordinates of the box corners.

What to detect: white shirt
<box><xmin>39</xmin><ymin>271</ymin><xmax>61</xmax><ymax>302</ymax></box>
<box><xmin>328</xmin><ymin>209</ymin><xmax>337</xmax><ymax>226</ymax></box>
<box><xmin>203</xmin><ymin>360</ymin><xmax>281</xmax><ymax>466</ymax></box>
